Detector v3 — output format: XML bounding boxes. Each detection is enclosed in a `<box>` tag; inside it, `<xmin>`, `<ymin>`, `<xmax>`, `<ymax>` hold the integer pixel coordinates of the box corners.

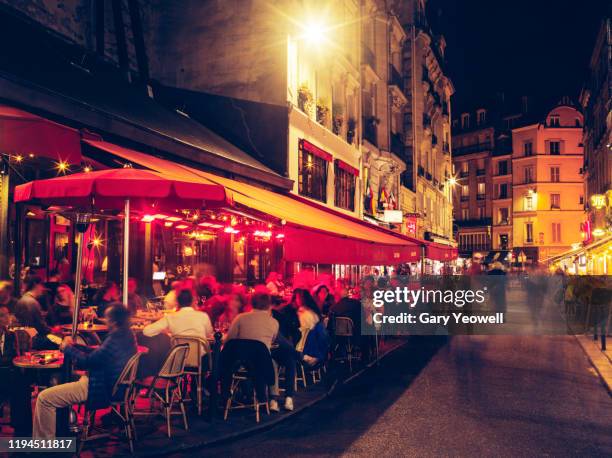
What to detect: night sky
<box><xmin>429</xmin><ymin>0</ymin><xmax>608</xmax><ymax>110</ymax></box>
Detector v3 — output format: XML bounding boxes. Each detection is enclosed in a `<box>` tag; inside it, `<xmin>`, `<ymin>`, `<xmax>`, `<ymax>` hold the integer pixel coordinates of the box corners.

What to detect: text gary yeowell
<box><xmin>371</xmin><ymin>286</ymin><xmax>504</xmax><ymax>326</ymax></box>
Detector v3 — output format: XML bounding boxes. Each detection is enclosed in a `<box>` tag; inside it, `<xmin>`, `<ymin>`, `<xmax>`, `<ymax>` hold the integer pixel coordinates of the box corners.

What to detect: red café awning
<box><xmin>83</xmin><ymin>139</ymin><xmax>423</xmax><ymax>266</ymax></box>
<box><xmin>426</xmin><ymin>242</ymin><xmax>458</xmax><ymax>261</ymax></box>
<box><xmin>0</xmin><ymin>106</ymin><xmax>81</xmax><ymax>164</ymax></box>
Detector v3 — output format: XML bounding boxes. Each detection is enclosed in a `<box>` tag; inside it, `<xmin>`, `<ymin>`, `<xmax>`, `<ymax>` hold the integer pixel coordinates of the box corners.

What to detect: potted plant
<box><xmin>332</xmin><ymin>103</ymin><xmax>344</xmax><ymax>135</ymax></box>
<box><xmin>297</xmin><ymin>84</ymin><xmax>314</xmax><ymax>115</ymax></box>
<box><xmin>347</xmin><ymin>117</ymin><xmax>357</xmax><ymax>144</ymax></box>
<box><xmin>316</xmin><ymin>97</ymin><xmax>330</xmax><ymax>126</ymax></box>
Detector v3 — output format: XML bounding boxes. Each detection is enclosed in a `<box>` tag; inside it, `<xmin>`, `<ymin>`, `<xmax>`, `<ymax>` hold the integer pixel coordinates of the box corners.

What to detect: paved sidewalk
<box><xmin>575</xmin><ymin>333</ymin><xmax>612</xmax><ymax>394</ymax></box>
<box><xmin>81</xmin><ymin>338</ymin><xmax>408</xmax><ymax>457</ymax></box>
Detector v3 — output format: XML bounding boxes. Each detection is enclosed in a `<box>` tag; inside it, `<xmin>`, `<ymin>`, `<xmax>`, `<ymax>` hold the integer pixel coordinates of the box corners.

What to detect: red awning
<box><xmin>284</xmin><ymin>225</ymin><xmax>421</xmax><ymax>265</ymax></box>
<box><xmin>426</xmin><ymin>242</ymin><xmax>458</xmax><ymax>261</ymax></box>
<box><xmin>0</xmin><ymin>106</ymin><xmax>81</xmax><ymax>164</ymax></box>
<box><xmin>299</xmin><ymin>139</ymin><xmax>332</xmax><ymax>161</ymax></box>
<box><xmin>335</xmin><ymin>159</ymin><xmax>359</xmax><ymax>176</ymax></box>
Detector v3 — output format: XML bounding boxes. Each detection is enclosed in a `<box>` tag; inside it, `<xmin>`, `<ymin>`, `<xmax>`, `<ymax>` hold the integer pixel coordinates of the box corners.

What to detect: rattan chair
<box><xmin>79</xmin><ymin>352</ymin><xmax>143</xmax><ymax>454</ymax></box>
<box><xmin>170</xmin><ymin>335</ymin><xmax>212</xmax><ymax>415</ymax></box>
<box><xmin>135</xmin><ymin>344</ymin><xmax>190</xmax><ymax>437</ymax></box>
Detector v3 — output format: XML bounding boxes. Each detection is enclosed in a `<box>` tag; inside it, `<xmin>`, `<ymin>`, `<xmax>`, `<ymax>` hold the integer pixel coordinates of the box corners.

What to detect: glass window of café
<box><xmin>298</xmin><ymin>139</ymin><xmax>329</xmax><ymax>203</ymax></box>
<box><xmin>334</xmin><ymin>161</ymin><xmax>356</xmax><ymax>211</ymax></box>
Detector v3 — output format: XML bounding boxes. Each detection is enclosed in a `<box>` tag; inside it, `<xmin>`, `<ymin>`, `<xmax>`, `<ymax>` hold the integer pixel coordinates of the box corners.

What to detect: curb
<box><xmin>138</xmin><ymin>339</ymin><xmax>409</xmax><ymax>457</ymax></box>
<box><xmin>574</xmin><ymin>334</ymin><xmax>612</xmax><ymax>396</ymax></box>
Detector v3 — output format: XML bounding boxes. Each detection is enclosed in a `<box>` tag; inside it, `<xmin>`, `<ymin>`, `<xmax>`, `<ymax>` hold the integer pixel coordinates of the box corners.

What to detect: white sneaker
<box><xmin>284</xmin><ymin>397</ymin><xmax>294</xmax><ymax>411</ymax></box>
<box><xmin>269</xmin><ymin>399</ymin><xmax>280</xmax><ymax>412</ymax></box>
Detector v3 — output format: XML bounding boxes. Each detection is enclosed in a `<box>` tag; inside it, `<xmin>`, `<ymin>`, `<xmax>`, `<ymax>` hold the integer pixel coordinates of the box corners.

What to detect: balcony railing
<box><xmin>389</xmin><ymin>65</ymin><xmax>402</xmax><ymax>88</ymax></box>
<box><xmin>362</xmin><ymin>45</ymin><xmax>376</xmax><ymax>70</ymax></box>
<box><xmin>476</xmin><ymin>168</ymin><xmax>485</xmax><ymax>176</ymax></box>
<box><xmin>453</xmin><ymin>142</ymin><xmax>492</xmax><ymax>156</ymax></box>
<box><xmin>363</xmin><ymin>117</ymin><xmax>377</xmax><ymax>146</ymax></box>
<box><xmin>390</xmin><ymin>132</ymin><xmax>404</xmax><ymax>156</ymax></box>
<box><xmin>477</xmin><ymin>193</ymin><xmax>486</xmax><ymax>200</ymax></box>
<box><xmin>460</xmin><ymin>195</ymin><xmax>469</xmax><ymax>202</ymax></box>
<box><xmin>459</xmin><ymin>170</ymin><xmax>469</xmax><ymax>178</ymax></box>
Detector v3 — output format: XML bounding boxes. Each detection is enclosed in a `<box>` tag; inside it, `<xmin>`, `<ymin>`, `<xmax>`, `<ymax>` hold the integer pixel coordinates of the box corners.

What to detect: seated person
<box><xmin>127</xmin><ymin>278</ymin><xmax>145</xmax><ymax>316</ymax></box>
<box><xmin>14</xmin><ymin>276</ymin><xmax>56</xmax><ymax>349</ymax></box>
<box><xmin>46</xmin><ymin>284</ymin><xmax>74</xmax><ymax>326</ymax></box>
<box><xmin>0</xmin><ymin>281</ymin><xmax>17</xmax><ymax>314</ymax></box>
<box><xmin>33</xmin><ymin>303</ymin><xmax>137</xmax><ymax>439</ymax></box>
<box><xmin>330</xmin><ymin>286</ymin><xmax>362</xmax><ymax>336</ymax></box>
<box><xmin>222</xmin><ymin>289</ymin><xmax>278</xmax><ymax>407</ymax></box>
<box><xmin>93</xmin><ymin>281</ymin><xmax>120</xmax><ymax>318</ymax></box>
<box><xmin>215</xmin><ymin>293</ymin><xmax>245</xmax><ymax>332</ymax></box>
<box><xmin>143</xmin><ymin>289</ymin><xmax>213</xmax><ymax>339</ymax></box>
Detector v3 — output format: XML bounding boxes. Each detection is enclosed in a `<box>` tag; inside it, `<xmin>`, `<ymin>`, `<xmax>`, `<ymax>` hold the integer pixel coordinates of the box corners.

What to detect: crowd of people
<box><xmin>0</xmin><ymin>269</ymin><xmax>370</xmax><ymax>439</ymax></box>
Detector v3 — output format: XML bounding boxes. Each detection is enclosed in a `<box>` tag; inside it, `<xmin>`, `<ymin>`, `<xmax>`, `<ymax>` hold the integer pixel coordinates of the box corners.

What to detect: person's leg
<box><xmin>33</xmin><ymin>376</ymin><xmax>88</xmax><ymax>439</ymax></box>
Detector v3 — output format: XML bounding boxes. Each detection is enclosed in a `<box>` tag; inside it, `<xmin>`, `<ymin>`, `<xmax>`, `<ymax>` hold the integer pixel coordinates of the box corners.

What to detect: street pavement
<box><xmin>192</xmin><ymin>335</ymin><xmax>612</xmax><ymax>457</ymax></box>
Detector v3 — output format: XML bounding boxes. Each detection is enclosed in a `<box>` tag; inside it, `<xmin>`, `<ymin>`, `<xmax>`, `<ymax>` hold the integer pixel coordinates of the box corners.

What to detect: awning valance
<box><xmin>0</xmin><ymin>105</ymin><xmax>81</xmax><ymax>164</ymax></box>
<box><xmin>426</xmin><ymin>242</ymin><xmax>458</xmax><ymax>261</ymax></box>
<box><xmin>86</xmin><ymin>139</ymin><xmax>422</xmax><ymax>265</ymax></box>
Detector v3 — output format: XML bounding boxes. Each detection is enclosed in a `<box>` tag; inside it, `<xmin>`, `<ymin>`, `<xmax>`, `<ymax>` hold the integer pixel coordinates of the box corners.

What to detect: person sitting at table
<box><xmin>93</xmin><ymin>281</ymin><xmax>120</xmax><ymax>318</ymax></box>
<box><xmin>163</xmin><ymin>281</ymin><xmax>182</xmax><ymax>310</ymax></box>
<box><xmin>143</xmin><ymin>289</ymin><xmax>213</xmax><ymax>339</ymax></box>
<box><xmin>0</xmin><ymin>281</ymin><xmax>17</xmax><ymax>314</ymax></box>
<box><xmin>292</xmin><ymin>289</ymin><xmax>328</xmax><ymax>367</ymax></box>
<box><xmin>0</xmin><ymin>307</ymin><xmax>32</xmax><ymax>435</ymax></box>
<box><xmin>265</xmin><ymin>272</ymin><xmax>284</xmax><ymax>296</ymax></box>
<box><xmin>47</xmin><ymin>284</ymin><xmax>74</xmax><ymax>326</ymax></box>
<box><xmin>127</xmin><ymin>278</ymin><xmax>145</xmax><ymax>316</ymax></box>
<box><xmin>216</xmin><ymin>293</ymin><xmax>245</xmax><ymax>333</ymax></box>
<box><xmin>14</xmin><ymin>276</ymin><xmax>56</xmax><ymax>350</ymax></box>
<box><xmin>32</xmin><ymin>303</ymin><xmax>137</xmax><ymax>439</ymax></box>
<box><xmin>222</xmin><ymin>288</ymin><xmax>278</xmax><ymax>410</ymax></box>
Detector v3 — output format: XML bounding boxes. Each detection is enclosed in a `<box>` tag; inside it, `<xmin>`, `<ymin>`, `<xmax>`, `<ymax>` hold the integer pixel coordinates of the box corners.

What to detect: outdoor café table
<box><xmin>60</xmin><ymin>323</ymin><xmax>109</xmax><ymax>333</ymax></box>
<box><xmin>13</xmin><ymin>350</ymin><xmax>64</xmax><ymax>370</ymax></box>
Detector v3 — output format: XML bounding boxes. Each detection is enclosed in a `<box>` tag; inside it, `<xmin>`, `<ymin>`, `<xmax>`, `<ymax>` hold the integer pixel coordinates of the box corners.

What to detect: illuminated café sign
<box><xmin>383</xmin><ymin>210</ymin><xmax>403</xmax><ymax>223</ymax></box>
<box><xmin>590</xmin><ymin>194</ymin><xmax>606</xmax><ymax>209</ymax></box>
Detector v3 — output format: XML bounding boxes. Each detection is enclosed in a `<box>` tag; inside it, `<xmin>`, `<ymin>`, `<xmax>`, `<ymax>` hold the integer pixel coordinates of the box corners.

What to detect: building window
<box><xmin>334</xmin><ymin>162</ymin><xmax>356</xmax><ymax>211</ymax></box>
<box><xmin>549</xmin><ymin>115</ymin><xmax>560</xmax><ymax>127</ymax></box>
<box><xmin>477</xmin><ymin>182</ymin><xmax>485</xmax><ymax>199</ymax></box>
<box><xmin>524</xmin><ymin>194</ymin><xmax>534</xmax><ymax>211</ymax></box>
<box><xmin>524</xmin><ymin>141</ymin><xmax>533</xmax><ymax>156</ymax></box>
<box><xmin>550</xmin><ymin>166</ymin><xmax>560</xmax><ymax>182</ymax></box>
<box><xmin>549</xmin><ymin>141</ymin><xmax>561</xmax><ymax>155</ymax></box>
<box><xmin>298</xmin><ymin>140</ymin><xmax>328</xmax><ymax>202</ymax></box>
<box><xmin>498</xmin><ymin>207</ymin><xmax>509</xmax><ymax>225</ymax></box>
<box><xmin>525</xmin><ymin>222</ymin><xmax>533</xmax><ymax>243</ymax></box>
<box><xmin>477</xmin><ymin>109</ymin><xmax>486</xmax><ymax>125</ymax></box>
<box><xmin>497</xmin><ymin>160</ymin><xmax>508</xmax><ymax>176</ymax></box>
<box><xmin>461</xmin><ymin>185</ymin><xmax>469</xmax><ymax>197</ymax></box>
<box><xmin>459</xmin><ymin>161</ymin><xmax>469</xmax><ymax>177</ymax></box>
<box><xmin>477</xmin><ymin>206</ymin><xmax>484</xmax><ymax>219</ymax></box>
<box><xmin>499</xmin><ymin>233</ymin><xmax>509</xmax><ymax>249</ymax></box>
<box><xmin>524</xmin><ymin>166</ymin><xmax>534</xmax><ymax>183</ymax></box>
<box><xmin>461</xmin><ymin>208</ymin><xmax>469</xmax><ymax>220</ymax></box>
<box><xmin>461</xmin><ymin>113</ymin><xmax>470</xmax><ymax>129</ymax></box>
<box><xmin>498</xmin><ymin>183</ymin><xmax>509</xmax><ymax>199</ymax></box>
<box><xmin>579</xmin><ymin>195</ymin><xmax>584</xmax><ymax>205</ymax></box>
<box><xmin>550</xmin><ymin>193</ymin><xmax>560</xmax><ymax>209</ymax></box>
<box><xmin>552</xmin><ymin>222</ymin><xmax>562</xmax><ymax>242</ymax></box>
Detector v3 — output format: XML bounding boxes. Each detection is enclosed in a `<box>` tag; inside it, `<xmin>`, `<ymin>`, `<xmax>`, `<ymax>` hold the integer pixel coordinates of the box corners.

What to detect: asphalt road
<box><xmin>191</xmin><ymin>335</ymin><xmax>612</xmax><ymax>457</ymax></box>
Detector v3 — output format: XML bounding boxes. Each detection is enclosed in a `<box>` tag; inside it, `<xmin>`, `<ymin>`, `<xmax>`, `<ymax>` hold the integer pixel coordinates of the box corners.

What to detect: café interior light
<box><xmin>141</xmin><ymin>214</ymin><xmax>155</xmax><ymax>222</ymax></box>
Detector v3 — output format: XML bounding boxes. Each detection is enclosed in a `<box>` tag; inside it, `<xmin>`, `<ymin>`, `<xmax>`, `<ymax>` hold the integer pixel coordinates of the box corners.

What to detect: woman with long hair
<box><xmin>47</xmin><ymin>284</ymin><xmax>74</xmax><ymax>326</ymax></box>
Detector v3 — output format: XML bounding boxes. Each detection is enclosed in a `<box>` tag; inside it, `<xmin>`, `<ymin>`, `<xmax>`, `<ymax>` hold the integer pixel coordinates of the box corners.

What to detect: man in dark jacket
<box><xmin>33</xmin><ymin>303</ymin><xmax>136</xmax><ymax>439</ymax></box>
<box><xmin>15</xmin><ymin>276</ymin><xmax>55</xmax><ymax>349</ymax></box>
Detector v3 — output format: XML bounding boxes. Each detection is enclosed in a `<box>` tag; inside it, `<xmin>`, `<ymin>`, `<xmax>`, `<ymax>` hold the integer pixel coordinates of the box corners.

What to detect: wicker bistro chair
<box><xmin>170</xmin><ymin>335</ymin><xmax>212</xmax><ymax>415</ymax></box>
<box><xmin>334</xmin><ymin>316</ymin><xmax>359</xmax><ymax>372</ymax></box>
<box><xmin>79</xmin><ymin>352</ymin><xmax>143</xmax><ymax>454</ymax></box>
<box><xmin>135</xmin><ymin>344</ymin><xmax>190</xmax><ymax>438</ymax></box>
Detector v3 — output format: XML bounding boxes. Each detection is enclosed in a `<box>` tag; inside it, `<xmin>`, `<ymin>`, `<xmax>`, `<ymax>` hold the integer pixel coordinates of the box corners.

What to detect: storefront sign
<box><xmin>405</xmin><ymin>214</ymin><xmax>418</xmax><ymax>236</ymax></box>
<box><xmin>591</xmin><ymin>194</ymin><xmax>607</xmax><ymax>209</ymax></box>
<box><xmin>383</xmin><ymin>210</ymin><xmax>403</xmax><ymax>223</ymax></box>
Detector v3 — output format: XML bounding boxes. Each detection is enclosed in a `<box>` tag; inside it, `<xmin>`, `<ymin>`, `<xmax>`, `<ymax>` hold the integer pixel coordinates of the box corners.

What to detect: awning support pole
<box><xmin>420</xmin><ymin>245</ymin><xmax>426</xmax><ymax>276</ymax></box>
<box><xmin>71</xmin><ymin>231</ymin><xmax>85</xmax><ymax>338</ymax></box>
<box><xmin>123</xmin><ymin>198</ymin><xmax>130</xmax><ymax>305</ymax></box>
